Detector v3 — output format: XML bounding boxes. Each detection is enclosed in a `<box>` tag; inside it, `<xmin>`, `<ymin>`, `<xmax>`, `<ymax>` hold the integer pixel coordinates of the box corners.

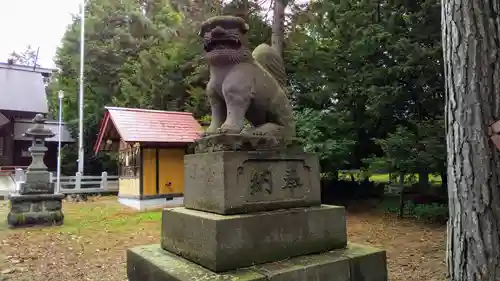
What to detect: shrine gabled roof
<box><xmin>0</xmin><ymin>67</ymin><xmax>48</xmax><ymax>113</ymax></box>
<box><xmin>93</xmin><ymin>106</ymin><xmax>202</xmax><ymax>154</ymax></box>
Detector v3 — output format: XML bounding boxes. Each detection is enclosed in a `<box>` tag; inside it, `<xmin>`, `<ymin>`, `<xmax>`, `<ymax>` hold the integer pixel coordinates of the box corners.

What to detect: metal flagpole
<box><xmin>57</xmin><ymin>91</ymin><xmax>64</xmax><ymax>193</ymax></box>
<box><xmin>77</xmin><ymin>0</ymin><xmax>85</xmax><ymax>186</ymax></box>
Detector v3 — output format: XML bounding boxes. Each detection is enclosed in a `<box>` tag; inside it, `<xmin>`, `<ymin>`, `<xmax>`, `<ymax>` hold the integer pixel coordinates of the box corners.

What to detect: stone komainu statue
<box><xmin>200</xmin><ymin>16</ymin><xmax>296</xmax><ymax>138</ymax></box>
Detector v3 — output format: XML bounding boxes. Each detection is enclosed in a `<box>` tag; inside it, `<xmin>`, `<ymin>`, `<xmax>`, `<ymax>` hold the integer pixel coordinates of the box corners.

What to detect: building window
<box><xmin>118</xmin><ymin>145</ymin><xmax>140</xmax><ymax>177</ymax></box>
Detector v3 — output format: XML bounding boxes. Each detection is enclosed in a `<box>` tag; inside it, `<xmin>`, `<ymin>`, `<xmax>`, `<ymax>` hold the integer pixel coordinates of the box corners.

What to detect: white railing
<box><xmin>13</xmin><ymin>170</ymin><xmax>119</xmax><ymax>195</ymax></box>
<box><xmin>58</xmin><ymin>172</ymin><xmax>119</xmax><ymax>194</ymax></box>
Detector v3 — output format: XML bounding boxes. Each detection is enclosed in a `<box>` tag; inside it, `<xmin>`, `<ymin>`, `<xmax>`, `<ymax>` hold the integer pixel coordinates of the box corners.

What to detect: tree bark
<box><xmin>440</xmin><ymin>169</ymin><xmax>448</xmax><ymax>194</ymax></box>
<box><xmin>442</xmin><ymin>0</ymin><xmax>500</xmax><ymax>280</ymax></box>
<box><xmin>272</xmin><ymin>0</ymin><xmax>287</xmax><ymax>57</ymax></box>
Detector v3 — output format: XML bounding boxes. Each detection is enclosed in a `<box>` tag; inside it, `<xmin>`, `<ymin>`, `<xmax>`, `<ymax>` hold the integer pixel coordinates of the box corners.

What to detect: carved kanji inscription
<box><xmin>249</xmin><ymin>169</ymin><xmax>273</xmax><ymax>195</ymax></box>
<box><xmin>282</xmin><ymin>168</ymin><xmax>302</xmax><ymax>190</ymax></box>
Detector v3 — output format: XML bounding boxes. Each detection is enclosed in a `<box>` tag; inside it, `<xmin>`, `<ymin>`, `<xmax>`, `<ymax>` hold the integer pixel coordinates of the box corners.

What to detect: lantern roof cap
<box><xmin>23</xmin><ymin>113</ymin><xmax>55</xmax><ymax>139</ymax></box>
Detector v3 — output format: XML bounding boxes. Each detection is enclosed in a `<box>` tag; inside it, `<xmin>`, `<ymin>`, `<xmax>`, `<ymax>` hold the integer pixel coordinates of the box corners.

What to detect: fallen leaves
<box><xmin>347</xmin><ymin>209</ymin><xmax>446</xmax><ymax>281</ymax></box>
<box><xmin>0</xmin><ymin>197</ymin><xmax>447</xmax><ymax>281</ymax></box>
<box><xmin>1</xmin><ymin>269</ymin><xmax>15</xmax><ymax>275</ymax></box>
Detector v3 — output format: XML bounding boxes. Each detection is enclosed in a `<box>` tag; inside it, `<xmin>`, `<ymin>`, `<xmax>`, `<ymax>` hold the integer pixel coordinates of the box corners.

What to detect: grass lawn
<box><xmin>337</xmin><ymin>171</ymin><xmax>443</xmax><ymax>185</ymax></box>
<box><xmin>369</xmin><ymin>173</ymin><xmax>442</xmax><ymax>184</ymax></box>
<box><xmin>0</xmin><ymin>197</ymin><xmax>446</xmax><ymax>281</ymax></box>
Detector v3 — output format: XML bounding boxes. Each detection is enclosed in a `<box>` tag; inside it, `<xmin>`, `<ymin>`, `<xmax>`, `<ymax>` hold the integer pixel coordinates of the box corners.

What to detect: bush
<box><xmin>413</xmin><ymin>203</ymin><xmax>448</xmax><ymax>223</ymax></box>
<box><xmin>382</xmin><ymin>198</ymin><xmax>415</xmax><ymax>215</ymax></box>
<box><xmin>382</xmin><ymin>198</ymin><xmax>448</xmax><ymax>224</ymax></box>
<box><xmin>321</xmin><ymin>179</ymin><xmax>386</xmax><ymax>204</ymax></box>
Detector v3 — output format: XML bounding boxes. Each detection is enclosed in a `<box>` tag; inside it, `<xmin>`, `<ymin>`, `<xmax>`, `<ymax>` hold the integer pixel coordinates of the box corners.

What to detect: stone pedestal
<box><xmin>7</xmin><ymin>193</ymin><xmax>64</xmax><ymax>227</ymax></box>
<box><xmin>8</xmin><ymin>178</ymin><xmax>63</xmax><ymax>228</ymax></box>
<box><xmin>161</xmin><ymin>205</ymin><xmax>347</xmax><ymax>272</ymax></box>
<box><xmin>127</xmin><ymin>134</ymin><xmax>388</xmax><ymax>281</ymax></box>
<box><xmin>183</xmin><ymin>150</ymin><xmax>321</xmax><ymax>214</ymax></box>
<box><xmin>128</xmin><ymin>243</ymin><xmax>387</xmax><ymax>281</ymax></box>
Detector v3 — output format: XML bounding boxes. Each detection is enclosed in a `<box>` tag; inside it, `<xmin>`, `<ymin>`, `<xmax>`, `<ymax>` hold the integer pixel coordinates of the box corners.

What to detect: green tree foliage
<box><xmin>363</xmin><ymin>0</ymin><xmax>445</xmax><ymax>185</ymax></box>
<box><xmin>286</xmin><ymin>0</ymin><xmax>445</xmax><ymax>184</ymax></box>
<box><xmin>49</xmin><ymin>0</ymin><xmax>446</xmax><ymax>185</ymax></box>
<box><xmin>365</xmin><ymin>118</ymin><xmax>445</xmax><ymax>176</ymax></box>
<box><xmin>295</xmin><ymin>108</ymin><xmax>356</xmax><ymax>174</ymax></box>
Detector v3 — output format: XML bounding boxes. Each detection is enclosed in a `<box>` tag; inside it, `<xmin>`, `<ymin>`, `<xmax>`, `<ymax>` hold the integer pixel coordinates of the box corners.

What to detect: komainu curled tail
<box><xmin>252</xmin><ymin>44</ymin><xmax>287</xmax><ymax>89</ymax></box>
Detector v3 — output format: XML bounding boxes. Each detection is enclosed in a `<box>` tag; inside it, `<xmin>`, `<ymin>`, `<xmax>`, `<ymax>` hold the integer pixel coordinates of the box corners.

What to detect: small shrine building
<box><xmin>93</xmin><ymin>106</ymin><xmax>202</xmax><ymax>210</ymax></box>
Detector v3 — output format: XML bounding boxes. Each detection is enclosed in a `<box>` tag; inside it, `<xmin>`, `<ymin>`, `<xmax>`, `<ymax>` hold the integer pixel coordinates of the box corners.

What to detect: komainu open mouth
<box><xmin>204</xmin><ymin>38</ymin><xmax>242</xmax><ymax>52</ymax></box>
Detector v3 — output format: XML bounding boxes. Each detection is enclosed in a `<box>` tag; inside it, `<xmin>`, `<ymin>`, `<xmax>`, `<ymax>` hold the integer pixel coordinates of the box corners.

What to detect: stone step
<box><xmin>184</xmin><ymin>150</ymin><xmax>321</xmax><ymax>215</ymax></box>
<box><xmin>161</xmin><ymin>205</ymin><xmax>347</xmax><ymax>272</ymax></box>
<box><xmin>127</xmin><ymin>243</ymin><xmax>388</xmax><ymax>281</ymax></box>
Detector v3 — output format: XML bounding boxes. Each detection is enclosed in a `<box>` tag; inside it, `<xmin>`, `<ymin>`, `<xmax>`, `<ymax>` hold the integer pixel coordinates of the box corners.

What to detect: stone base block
<box><xmin>184</xmin><ymin>150</ymin><xmax>321</xmax><ymax>215</ymax></box>
<box><xmin>127</xmin><ymin>243</ymin><xmax>388</xmax><ymax>281</ymax></box>
<box><xmin>7</xmin><ymin>193</ymin><xmax>65</xmax><ymax>228</ymax></box>
<box><xmin>118</xmin><ymin>196</ymin><xmax>184</xmax><ymax>210</ymax></box>
<box><xmin>19</xmin><ymin>172</ymin><xmax>54</xmax><ymax>194</ymax></box>
<box><xmin>161</xmin><ymin>205</ymin><xmax>347</xmax><ymax>272</ymax></box>
<box><xmin>191</xmin><ymin>134</ymin><xmax>304</xmax><ymax>154</ymax></box>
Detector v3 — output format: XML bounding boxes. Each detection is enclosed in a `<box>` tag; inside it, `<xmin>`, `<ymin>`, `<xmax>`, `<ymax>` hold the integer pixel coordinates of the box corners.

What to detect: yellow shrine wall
<box><xmin>141</xmin><ymin>147</ymin><xmax>185</xmax><ymax>197</ymax></box>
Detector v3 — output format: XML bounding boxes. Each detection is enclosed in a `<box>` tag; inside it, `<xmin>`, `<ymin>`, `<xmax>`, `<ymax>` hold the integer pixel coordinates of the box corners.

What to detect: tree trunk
<box><xmin>418</xmin><ymin>171</ymin><xmax>429</xmax><ymax>189</ymax></box>
<box><xmin>398</xmin><ymin>173</ymin><xmax>405</xmax><ymax>218</ymax></box>
<box><xmin>350</xmin><ymin>173</ymin><xmax>356</xmax><ymax>182</ymax></box>
<box><xmin>440</xmin><ymin>169</ymin><xmax>448</xmax><ymax>194</ymax></box>
<box><xmin>272</xmin><ymin>0</ymin><xmax>286</xmax><ymax>57</ymax></box>
<box><xmin>442</xmin><ymin>1</ymin><xmax>500</xmax><ymax>280</ymax></box>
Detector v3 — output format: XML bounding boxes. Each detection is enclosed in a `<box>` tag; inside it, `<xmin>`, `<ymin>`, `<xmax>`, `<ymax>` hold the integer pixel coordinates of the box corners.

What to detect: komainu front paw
<box><xmin>218</xmin><ymin>123</ymin><xmax>242</xmax><ymax>134</ymax></box>
<box><xmin>250</xmin><ymin>123</ymin><xmax>285</xmax><ymax>138</ymax></box>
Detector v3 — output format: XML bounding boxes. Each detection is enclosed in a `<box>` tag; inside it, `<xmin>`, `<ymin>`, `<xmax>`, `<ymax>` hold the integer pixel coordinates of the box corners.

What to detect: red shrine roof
<box><xmin>93</xmin><ymin>106</ymin><xmax>202</xmax><ymax>154</ymax></box>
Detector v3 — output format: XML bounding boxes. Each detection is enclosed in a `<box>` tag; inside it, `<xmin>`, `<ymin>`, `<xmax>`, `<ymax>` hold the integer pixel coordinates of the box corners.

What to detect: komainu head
<box><xmin>199</xmin><ymin>16</ymin><xmax>252</xmax><ymax>65</ymax></box>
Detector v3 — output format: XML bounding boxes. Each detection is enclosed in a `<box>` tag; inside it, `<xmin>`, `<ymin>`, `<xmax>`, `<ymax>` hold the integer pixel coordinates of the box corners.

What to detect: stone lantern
<box><xmin>7</xmin><ymin>114</ymin><xmax>64</xmax><ymax>228</ymax></box>
<box><xmin>20</xmin><ymin>114</ymin><xmax>55</xmax><ymax>192</ymax></box>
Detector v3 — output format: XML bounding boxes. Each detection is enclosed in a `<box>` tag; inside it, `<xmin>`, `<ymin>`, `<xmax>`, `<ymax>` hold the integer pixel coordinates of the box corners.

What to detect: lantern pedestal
<box><xmin>7</xmin><ymin>193</ymin><xmax>64</xmax><ymax>227</ymax></box>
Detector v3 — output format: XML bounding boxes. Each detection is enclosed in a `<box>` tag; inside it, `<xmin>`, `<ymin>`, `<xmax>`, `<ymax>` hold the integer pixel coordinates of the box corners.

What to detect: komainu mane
<box><xmin>200</xmin><ymin>16</ymin><xmax>296</xmax><ymax>138</ymax></box>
